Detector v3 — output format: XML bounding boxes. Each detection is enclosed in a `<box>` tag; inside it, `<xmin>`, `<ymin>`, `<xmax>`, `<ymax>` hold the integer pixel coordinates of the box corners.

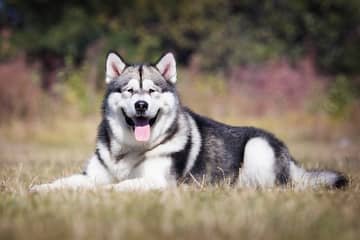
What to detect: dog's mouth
<box><xmin>121</xmin><ymin>108</ymin><xmax>159</xmax><ymax>142</ymax></box>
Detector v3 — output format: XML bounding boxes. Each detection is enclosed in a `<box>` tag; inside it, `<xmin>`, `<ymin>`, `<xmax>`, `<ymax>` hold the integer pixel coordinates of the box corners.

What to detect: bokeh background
<box><xmin>1</xmin><ymin>1</ymin><xmax>360</xmax><ymax>240</ymax></box>
<box><xmin>1</xmin><ymin>0</ymin><xmax>360</xmax><ymax>174</ymax></box>
<box><xmin>1</xmin><ymin>0</ymin><xmax>359</xmax><ymax>127</ymax></box>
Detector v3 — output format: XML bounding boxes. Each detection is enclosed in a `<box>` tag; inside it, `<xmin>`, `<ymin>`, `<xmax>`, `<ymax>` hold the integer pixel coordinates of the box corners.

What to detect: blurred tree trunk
<box><xmin>39</xmin><ymin>51</ymin><xmax>64</xmax><ymax>93</ymax></box>
<box><xmin>85</xmin><ymin>39</ymin><xmax>104</xmax><ymax>91</ymax></box>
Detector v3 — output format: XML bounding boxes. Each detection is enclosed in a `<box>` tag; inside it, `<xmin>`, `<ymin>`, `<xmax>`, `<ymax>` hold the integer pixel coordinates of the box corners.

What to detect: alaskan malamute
<box><xmin>31</xmin><ymin>52</ymin><xmax>348</xmax><ymax>192</ymax></box>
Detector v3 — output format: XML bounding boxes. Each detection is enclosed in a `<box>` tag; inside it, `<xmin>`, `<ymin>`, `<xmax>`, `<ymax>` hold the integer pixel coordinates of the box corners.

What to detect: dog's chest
<box><xmin>106</xmin><ymin>150</ymin><xmax>145</xmax><ymax>181</ymax></box>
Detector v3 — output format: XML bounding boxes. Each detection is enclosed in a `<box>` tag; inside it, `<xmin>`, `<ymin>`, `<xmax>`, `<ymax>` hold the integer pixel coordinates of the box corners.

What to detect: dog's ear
<box><xmin>105</xmin><ymin>52</ymin><xmax>127</xmax><ymax>84</ymax></box>
<box><xmin>156</xmin><ymin>52</ymin><xmax>177</xmax><ymax>84</ymax></box>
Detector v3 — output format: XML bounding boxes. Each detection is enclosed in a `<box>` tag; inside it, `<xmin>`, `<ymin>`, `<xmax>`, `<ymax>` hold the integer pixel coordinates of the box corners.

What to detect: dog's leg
<box><xmin>30</xmin><ymin>154</ymin><xmax>115</xmax><ymax>192</ymax></box>
<box><xmin>30</xmin><ymin>174</ymin><xmax>95</xmax><ymax>192</ymax></box>
<box><xmin>238</xmin><ymin>137</ymin><xmax>277</xmax><ymax>188</ymax></box>
<box><xmin>104</xmin><ymin>177</ymin><xmax>169</xmax><ymax>191</ymax></box>
<box><xmin>105</xmin><ymin>156</ymin><xmax>175</xmax><ymax>191</ymax></box>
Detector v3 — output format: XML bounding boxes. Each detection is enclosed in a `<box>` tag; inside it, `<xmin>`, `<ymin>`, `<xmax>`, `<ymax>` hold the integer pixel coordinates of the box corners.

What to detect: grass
<box><xmin>0</xmin><ymin>112</ymin><xmax>359</xmax><ymax>240</ymax></box>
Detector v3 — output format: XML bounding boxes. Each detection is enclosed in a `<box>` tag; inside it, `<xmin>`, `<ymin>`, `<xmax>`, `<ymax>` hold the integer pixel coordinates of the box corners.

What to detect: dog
<box><xmin>30</xmin><ymin>52</ymin><xmax>348</xmax><ymax>192</ymax></box>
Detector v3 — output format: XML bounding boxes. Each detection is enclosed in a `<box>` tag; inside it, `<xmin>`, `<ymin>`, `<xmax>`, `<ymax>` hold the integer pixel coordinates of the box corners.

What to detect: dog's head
<box><xmin>104</xmin><ymin>52</ymin><xmax>179</xmax><ymax>143</ymax></box>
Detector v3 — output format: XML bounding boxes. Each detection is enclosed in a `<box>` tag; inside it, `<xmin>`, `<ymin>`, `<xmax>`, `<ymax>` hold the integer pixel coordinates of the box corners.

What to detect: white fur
<box><xmin>289</xmin><ymin>161</ymin><xmax>339</xmax><ymax>189</ymax></box>
<box><xmin>146</xmin><ymin>113</ymin><xmax>188</xmax><ymax>158</ymax></box>
<box><xmin>96</xmin><ymin>142</ymin><xmax>139</xmax><ymax>181</ymax></box>
<box><xmin>132</xmin><ymin>156</ymin><xmax>173</xmax><ymax>179</ymax></box>
<box><xmin>30</xmin><ymin>50</ymin><xmax>347</xmax><ymax>192</ymax></box>
<box><xmin>105</xmin><ymin>53</ymin><xmax>126</xmax><ymax>84</ymax></box>
<box><xmin>238</xmin><ymin>137</ymin><xmax>276</xmax><ymax>187</ymax></box>
<box><xmin>104</xmin><ymin>156</ymin><xmax>175</xmax><ymax>191</ymax></box>
<box><xmin>30</xmin><ymin>143</ymin><xmax>174</xmax><ymax>192</ymax></box>
<box><xmin>142</xmin><ymin>79</ymin><xmax>162</xmax><ymax>92</ymax></box>
<box><xmin>30</xmin><ymin>174</ymin><xmax>95</xmax><ymax>192</ymax></box>
<box><xmin>30</xmin><ymin>53</ymin><xmax>183</xmax><ymax>192</ymax></box>
<box><xmin>156</xmin><ymin>53</ymin><xmax>177</xmax><ymax>83</ymax></box>
<box><xmin>147</xmin><ymin>91</ymin><xmax>179</xmax><ymax>144</ymax></box>
<box><xmin>106</xmin><ymin>92</ymin><xmax>129</xmax><ymax>142</ymax></box>
<box><xmin>184</xmin><ymin>114</ymin><xmax>201</xmax><ymax>175</ymax></box>
<box><xmin>106</xmin><ymin>77</ymin><xmax>179</xmax><ymax>146</ymax></box>
<box><xmin>30</xmin><ymin>154</ymin><xmax>115</xmax><ymax>192</ymax></box>
<box><xmin>85</xmin><ymin>154</ymin><xmax>115</xmax><ymax>184</ymax></box>
<box><xmin>104</xmin><ymin>178</ymin><xmax>169</xmax><ymax>191</ymax></box>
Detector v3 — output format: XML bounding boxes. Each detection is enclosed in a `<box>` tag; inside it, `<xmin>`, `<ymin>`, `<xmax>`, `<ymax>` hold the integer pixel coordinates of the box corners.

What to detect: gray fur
<box><xmin>30</xmin><ymin>52</ymin><xmax>348</xmax><ymax>192</ymax></box>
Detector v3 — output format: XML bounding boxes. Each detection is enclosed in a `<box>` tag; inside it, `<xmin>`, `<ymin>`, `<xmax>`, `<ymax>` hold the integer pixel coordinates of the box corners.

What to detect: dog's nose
<box><xmin>135</xmin><ymin>100</ymin><xmax>148</xmax><ymax>113</ymax></box>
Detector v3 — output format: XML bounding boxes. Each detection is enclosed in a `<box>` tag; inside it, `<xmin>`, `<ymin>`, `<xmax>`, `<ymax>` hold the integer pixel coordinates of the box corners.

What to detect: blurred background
<box><xmin>1</xmin><ymin>2</ymin><xmax>360</xmax><ymax>239</ymax></box>
<box><xmin>0</xmin><ymin>0</ymin><xmax>359</xmax><ymax>146</ymax></box>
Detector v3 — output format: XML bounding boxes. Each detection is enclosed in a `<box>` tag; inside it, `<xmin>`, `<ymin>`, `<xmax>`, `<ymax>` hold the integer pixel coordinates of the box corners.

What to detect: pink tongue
<box><xmin>134</xmin><ymin>124</ymin><xmax>151</xmax><ymax>142</ymax></box>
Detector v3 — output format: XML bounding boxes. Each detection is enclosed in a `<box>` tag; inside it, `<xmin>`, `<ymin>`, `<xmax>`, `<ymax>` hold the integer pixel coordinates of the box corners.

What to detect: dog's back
<box><xmin>180</xmin><ymin>108</ymin><xmax>348</xmax><ymax>189</ymax></box>
<box><xmin>30</xmin><ymin>52</ymin><xmax>348</xmax><ymax>192</ymax></box>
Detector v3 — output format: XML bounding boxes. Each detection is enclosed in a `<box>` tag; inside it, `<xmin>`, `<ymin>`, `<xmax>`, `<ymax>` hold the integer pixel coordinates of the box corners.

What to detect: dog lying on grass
<box><xmin>30</xmin><ymin>52</ymin><xmax>348</xmax><ymax>192</ymax></box>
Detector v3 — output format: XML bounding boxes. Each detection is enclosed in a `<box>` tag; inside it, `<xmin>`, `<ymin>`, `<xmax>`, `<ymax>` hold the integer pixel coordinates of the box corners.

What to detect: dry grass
<box><xmin>0</xmin><ymin>112</ymin><xmax>359</xmax><ymax>240</ymax></box>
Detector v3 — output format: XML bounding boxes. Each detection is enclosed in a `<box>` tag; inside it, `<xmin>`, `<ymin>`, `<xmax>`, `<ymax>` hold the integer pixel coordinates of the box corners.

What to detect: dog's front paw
<box><xmin>29</xmin><ymin>184</ymin><xmax>53</xmax><ymax>193</ymax></box>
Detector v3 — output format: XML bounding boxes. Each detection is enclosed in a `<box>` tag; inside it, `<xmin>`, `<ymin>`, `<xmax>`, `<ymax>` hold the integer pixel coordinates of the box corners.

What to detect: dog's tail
<box><xmin>289</xmin><ymin>161</ymin><xmax>348</xmax><ymax>189</ymax></box>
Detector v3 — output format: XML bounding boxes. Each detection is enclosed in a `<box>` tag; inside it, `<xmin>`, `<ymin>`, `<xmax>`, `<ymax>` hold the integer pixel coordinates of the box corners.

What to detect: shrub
<box><xmin>323</xmin><ymin>75</ymin><xmax>356</xmax><ymax>118</ymax></box>
<box><xmin>0</xmin><ymin>56</ymin><xmax>41</xmax><ymax>122</ymax></box>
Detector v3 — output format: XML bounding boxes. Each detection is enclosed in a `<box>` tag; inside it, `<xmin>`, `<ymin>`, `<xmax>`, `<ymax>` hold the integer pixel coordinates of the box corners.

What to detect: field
<box><xmin>1</xmin><ymin>1</ymin><xmax>359</xmax><ymax>239</ymax></box>
<box><xmin>0</xmin><ymin>110</ymin><xmax>359</xmax><ymax>240</ymax></box>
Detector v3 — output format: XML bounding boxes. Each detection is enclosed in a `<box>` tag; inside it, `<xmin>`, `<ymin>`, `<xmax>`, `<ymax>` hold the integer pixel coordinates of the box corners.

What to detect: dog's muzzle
<box><xmin>121</xmin><ymin>108</ymin><xmax>160</xmax><ymax>142</ymax></box>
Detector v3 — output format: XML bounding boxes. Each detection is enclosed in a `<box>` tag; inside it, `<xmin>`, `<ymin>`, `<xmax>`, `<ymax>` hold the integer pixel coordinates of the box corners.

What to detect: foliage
<box><xmin>198</xmin><ymin>0</ymin><xmax>360</xmax><ymax>75</ymax></box>
<box><xmin>0</xmin><ymin>0</ymin><xmax>357</xmax><ymax>74</ymax></box>
<box><xmin>0</xmin><ymin>56</ymin><xmax>41</xmax><ymax>122</ymax></box>
<box><xmin>0</xmin><ymin>0</ymin><xmax>359</xmax><ymax>119</ymax></box>
<box><xmin>11</xmin><ymin>6</ymin><xmax>102</xmax><ymax>64</ymax></box>
<box><xmin>61</xmin><ymin>65</ymin><xmax>94</xmax><ymax>114</ymax></box>
<box><xmin>198</xmin><ymin>15</ymin><xmax>287</xmax><ymax>71</ymax></box>
<box><xmin>323</xmin><ymin>75</ymin><xmax>356</xmax><ymax>117</ymax></box>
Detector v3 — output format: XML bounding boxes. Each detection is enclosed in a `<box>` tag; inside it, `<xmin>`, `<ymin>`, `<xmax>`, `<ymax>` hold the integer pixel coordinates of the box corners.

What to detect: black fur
<box><xmin>171</xmin><ymin>134</ymin><xmax>192</xmax><ymax>180</ymax></box>
<box><xmin>97</xmin><ymin>119</ymin><xmax>112</xmax><ymax>151</ymax></box>
<box><xmin>150</xmin><ymin>117</ymin><xmax>179</xmax><ymax>151</ymax></box>
<box><xmin>184</xmin><ymin>108</ymin><xmax>291</xmax><ymax>185</ymax></box>
<box><xmin>100</xmin><ymin>56</ymin><xmax>347</xmax><ymax>189</ymax></box>
<box><xmin>95</xmin><ymin>148</ymin><xmax>109</xmax><ymax>170</ymax></box>
<box><xmin>333</xmin><ymin>175</ymin><xmax>349</xmax><ymax>189</ymax></box>
<box><xmin>139</xmin><ymin>64</ymin><xmax>143</xmax><ymax>89</ymax></box>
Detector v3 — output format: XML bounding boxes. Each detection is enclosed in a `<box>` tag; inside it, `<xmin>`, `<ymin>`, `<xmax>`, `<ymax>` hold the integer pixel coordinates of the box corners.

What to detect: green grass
<box><xmin>0</xmin><ymin>115</ymin><xmax>359</xmax><ymax>240</ymax></box>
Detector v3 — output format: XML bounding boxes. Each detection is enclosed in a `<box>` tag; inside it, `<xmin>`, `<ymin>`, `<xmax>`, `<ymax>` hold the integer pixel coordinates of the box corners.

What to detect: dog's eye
<box><xmin>127</xmin><ymin>89</ymin><xmax>134</xmax><ymax>94</ymax></box>
<box><xmin>149</xmin><ymin>89</ymin><xmax>155</xmax><ymax>94</ymax></box>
